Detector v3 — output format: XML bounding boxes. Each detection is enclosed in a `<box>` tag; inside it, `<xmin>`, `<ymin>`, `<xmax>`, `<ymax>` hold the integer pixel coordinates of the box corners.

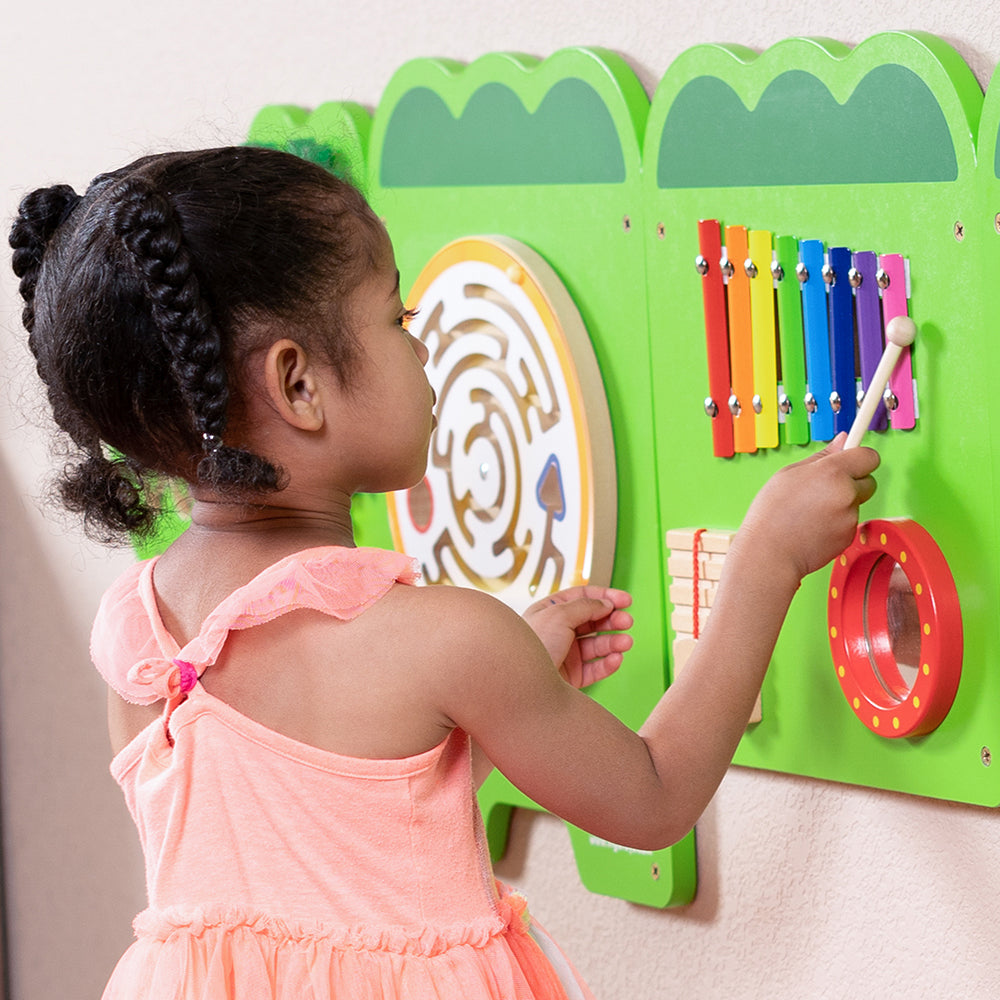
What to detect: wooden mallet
<box><xmin>844</xmin><ymin>315</ymin><xmax>917</xmax><ymax>449</ymax></box>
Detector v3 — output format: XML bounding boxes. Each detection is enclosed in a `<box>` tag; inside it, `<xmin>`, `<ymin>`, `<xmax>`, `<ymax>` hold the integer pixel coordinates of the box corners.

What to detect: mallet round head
<box><xmin>885</xmin><ymin>315</ymin><xmax>917</xmax><ymax>348</ymax></box>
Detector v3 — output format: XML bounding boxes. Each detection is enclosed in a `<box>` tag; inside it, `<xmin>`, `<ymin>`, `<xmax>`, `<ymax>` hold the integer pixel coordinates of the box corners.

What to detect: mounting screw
<box><xmin>744</xmin><ymin>258</ymin><xmax>758</xmax><ymax>279</ymax></box>
<box><xmin>770</xmin><ymin>260</ymin><xmax>784</xmax><ymax>281</ymax></box>
<box><xmin>795</xmin><ymin>262</ymin><xmax>809</xmax><ymax>283</ymax></box>
<box><xmin>651</xmin><ymin>863</ymin><xmax>661</xmax><ymax>881</ymax></box>
<box><xmin>848</xmin><ymin>267</ymin><xmax>863</xmax><ymax>288</ymax></box>
<box><xmin>778</xmin><ymin>393</ymin><xmax>792</xmax><ymax>414</ymax></box>
<box><xmin>876</xmin><ymin>268</ymin><xmax>891</xmax><ymax>290</ymax></box>
<box><xmin>704</xmin><ymin>396</ymin><xmax>719</xmax><ymax>418</ymax></box>
<box><xmin>623</xmin><ymin>215</ymin><xmax>631</xmax><ymax>232</ymax></box>
<box><xmin>728</xmin><ymin>393</ymin><xmax>741</xmax><ymax>417</ymax></box>
<box><xmin>720</xmin><ymin>256</ymin><xmax>735</xmax><ymax>279</ymax></box>
<box><xmin>954</xmin><ymin>220</ymin><xmax>965</xmax><ymax>241</ymax></box>
<box><xmin>983</xmin><ymin>746</ymin><xmax>992</xmax><ymax>767</ymax></box>
<box><xmin>656</xmin><ymin>222</ymin><xmax>666</xmax><ymax>239</ymax></box>
<box><xmin>804</xmin><ymin>392</ymin><xmax>818</xmax><ymax>413</ymax></box>
<box><xmin>695</xmin><ymin>254</ymin><xmax>710</xmax><ymax>276</ymax></box>
<box><xmin>822</xmin><ymin>263</ymin><xmax>836</xmax><ymax>285</ymax></box>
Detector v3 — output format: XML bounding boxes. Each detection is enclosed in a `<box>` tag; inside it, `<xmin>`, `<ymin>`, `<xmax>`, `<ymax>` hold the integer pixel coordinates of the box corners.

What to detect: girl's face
<box><xmin>339</xmin><ymin>231</ymin><xmax>436</xmax><ymax>493</ymax></box>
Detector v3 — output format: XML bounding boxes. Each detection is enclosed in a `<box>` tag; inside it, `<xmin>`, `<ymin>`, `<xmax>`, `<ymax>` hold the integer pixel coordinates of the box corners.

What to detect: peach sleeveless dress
<box><xmin>91</xmin><ymin>546</ymin><xmax>593</xmax><ymax>1000</ymax></box>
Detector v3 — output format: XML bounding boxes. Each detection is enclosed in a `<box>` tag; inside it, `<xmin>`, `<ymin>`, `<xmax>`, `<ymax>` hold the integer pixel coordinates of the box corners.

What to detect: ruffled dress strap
<box><xmin>91</xmin><ymin>547</ymin><xmax>420</xmax><ymax>705</ymax></box>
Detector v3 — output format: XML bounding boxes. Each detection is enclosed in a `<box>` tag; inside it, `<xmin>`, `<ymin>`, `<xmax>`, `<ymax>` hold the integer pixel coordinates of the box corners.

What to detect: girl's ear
<box><xmin>262</xmin><ymin>339</ymin><xmax>326</xmax><ymax>431</ymax></box>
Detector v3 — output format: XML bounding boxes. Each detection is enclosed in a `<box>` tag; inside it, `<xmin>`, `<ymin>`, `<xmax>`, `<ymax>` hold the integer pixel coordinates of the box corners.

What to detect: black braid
<box><xmin>109</xmin><ymin>176</ymin><xmax>282</xmax><ymax>494</ymax></box>
<box><xmin>10</xmin><ymin>184</ymin><xmax>82</xmax><ymax>334</ymax></box>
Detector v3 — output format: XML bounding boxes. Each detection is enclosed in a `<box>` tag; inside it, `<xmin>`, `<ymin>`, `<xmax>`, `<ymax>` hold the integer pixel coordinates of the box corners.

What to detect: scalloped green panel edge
<box><xmin>659</xmin><ymin>65</ymin><xmax>958</xmax><ymax>186</ymax></box>
<box><xmin>379</xmin><ymin>77</ymin><xmax>627</xmax><ymax>185</ymax></box>
<box><xmin>371</xmin><ymin>47</ymin><xmax>647</xmax><ymax>190</ymax></box>
<box><xmin>643</xmin><ymin>31</ymin><xmax>1000</xmax><ymax>808</ymax></box>
<box><xmin>652</xmin><ymin>32</ymin><xmax>981</xmax><ymax>188</ymax></box>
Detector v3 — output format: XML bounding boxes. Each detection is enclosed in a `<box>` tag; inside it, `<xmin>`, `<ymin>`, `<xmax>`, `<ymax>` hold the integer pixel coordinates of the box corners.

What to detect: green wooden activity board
<box><xmin>644</xmin><ymin>32</ymin><xmax>1000</xmax><ymax>808</ymax></box>
<box><xmin>139</xmin><ymin>31</ymin><xmax>1000</xmax><ymax>908</ymax></box>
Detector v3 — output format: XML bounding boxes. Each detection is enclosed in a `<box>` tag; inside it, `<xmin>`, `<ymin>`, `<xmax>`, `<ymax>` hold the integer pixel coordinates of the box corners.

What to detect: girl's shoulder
<box><xmin>368</xmin><ymin>574</ymin><xmax>546</xmax><ymax>688</ymax></box>
<box><xmin>372</xmin><ymin>568</ymin><xmax>528</xmax><ymax>633</ymax></box>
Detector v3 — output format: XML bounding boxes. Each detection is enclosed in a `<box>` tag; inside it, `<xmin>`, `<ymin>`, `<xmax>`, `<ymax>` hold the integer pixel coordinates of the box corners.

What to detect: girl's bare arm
<box><xmin>424</xmin><ymin>439</ymin><xmax>878</xmax><ymax>849</ymax></box>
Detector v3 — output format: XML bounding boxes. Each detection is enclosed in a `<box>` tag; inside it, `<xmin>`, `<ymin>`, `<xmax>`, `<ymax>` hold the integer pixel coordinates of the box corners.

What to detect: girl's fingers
<box><xmin>578</xmin><ymin>632</ymin><xmax>633</xmax><ymax>662</ymax></box>
<box><xmin>580</xmin><ymin>608</ymin><xmax>634</xmax><ymax>636</ymax></box>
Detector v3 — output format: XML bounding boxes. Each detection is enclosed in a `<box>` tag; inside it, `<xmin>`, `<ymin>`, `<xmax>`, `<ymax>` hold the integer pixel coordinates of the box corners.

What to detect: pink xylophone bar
<box><xmin>878</xmin><ymin>253</ymin><xmax>916</xmax><ymax>429</ymax></box>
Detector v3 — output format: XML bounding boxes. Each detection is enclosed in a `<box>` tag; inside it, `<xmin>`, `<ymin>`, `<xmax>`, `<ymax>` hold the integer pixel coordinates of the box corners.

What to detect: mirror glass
<box><xmin>864</xmin><ymin>557</ymin><xmax>921</xmax><ymax>700</ymax></box>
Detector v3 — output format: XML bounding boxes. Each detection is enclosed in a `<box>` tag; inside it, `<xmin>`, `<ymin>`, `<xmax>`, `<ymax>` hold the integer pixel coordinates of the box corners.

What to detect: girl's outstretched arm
<box><xmin>422</xmin><ymin>435</ymin><xmax>878</xmax><ymax>849</ymax></box>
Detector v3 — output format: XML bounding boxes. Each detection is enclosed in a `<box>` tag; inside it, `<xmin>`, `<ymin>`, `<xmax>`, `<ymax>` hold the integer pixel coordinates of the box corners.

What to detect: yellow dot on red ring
<box><xmin>840</xmin><ymin>554</ymin><xmax>847</xmax><ymax>566</ymax></box>
<box><xmin>915</xmin><ymin>583</ymin><xmax>923</xmax><ymax>596</ymax></box>
<box><xmin>838</xmin><ymin>665</ymin><xmax>846</xmax><ymax>678</ymax></box>
<box><xmin>831</xmin><ymin>626</ymin><xmax>838</xmax><ymax>639</ymax></box>
<box><xmin>873</xmin><ymin>715</ymin><xmax>880</xmax><ymax>728</ymax></box>
<box><xmin>853</xmin><ymin>697</ymin><xmax>861</xmax><ymax>710</ymax></box>
<box><xmin>900</xmin><ymin>551</ymin><xmax>907</xmax><ymax>564</ymax></box>
<box><xmin>922</xmin><ymin>663</ymin><xmax>930</xmax><ymax>675</ymax></box>
<box><xmin>880</xmin><ymin>533</ymin><xmax>887</xmax><ymax>546</ymax></box>
<box><xmin>913</xmin><ymin>695</ymin><xmax>921</xmax><ymax>709</ymax></box>
<box><xmin>893</xmin><ymin>717</ymin><xmax>900</xmax><ymax>730</ymax></box>
<box><xmin>831</xmin><ymin>586</ymin><xmax>839</xmax><ymax>599</ymax></box>
<box><xmin>924</xmin><ymin>623</ymin><xmax>931</xmax><ymax>636</ymax></box>
<box><xmin>859</xmin><ymin>534</ymin><xmax>867</xmax><ymax>546</ymax></box>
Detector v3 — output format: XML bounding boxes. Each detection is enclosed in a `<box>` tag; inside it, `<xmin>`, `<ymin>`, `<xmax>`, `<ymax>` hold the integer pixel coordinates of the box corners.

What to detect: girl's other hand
<box><xmin>522</xmin><ymin>586</ymin><xmax>634</xmax><ymax>688</ymax></box>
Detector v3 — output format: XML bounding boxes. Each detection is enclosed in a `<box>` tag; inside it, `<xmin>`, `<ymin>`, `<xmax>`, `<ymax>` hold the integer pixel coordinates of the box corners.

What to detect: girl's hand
<box><xmin>522</xmin><ymin>586</ymin><xmax>633</xmax><ymax>688</ymax></box>
<box><xmin>738</xmin><ymin>432</ymin><xmax>880</xmax><ymax>581</ymax></box>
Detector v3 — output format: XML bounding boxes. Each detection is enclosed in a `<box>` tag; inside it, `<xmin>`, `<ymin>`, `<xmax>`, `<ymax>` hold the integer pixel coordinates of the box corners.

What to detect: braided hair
<box><xmin>9</xmin><ymin>147</ymin><xmax>381</xmax><ymax>542</ymax></box>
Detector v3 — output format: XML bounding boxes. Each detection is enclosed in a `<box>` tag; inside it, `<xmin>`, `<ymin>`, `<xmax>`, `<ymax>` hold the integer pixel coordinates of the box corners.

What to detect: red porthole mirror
<box><xmin>828</xmin><ymin>519</ymin><xmax>962</xmax><ymax>738</ymax></box>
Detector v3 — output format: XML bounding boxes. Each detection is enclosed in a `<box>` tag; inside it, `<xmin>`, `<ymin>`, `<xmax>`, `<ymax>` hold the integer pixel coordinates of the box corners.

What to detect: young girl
<box><xmin>10</xmin><ymin>146</ymin><xmax>879</xmax><ymax>1000</ymax></box>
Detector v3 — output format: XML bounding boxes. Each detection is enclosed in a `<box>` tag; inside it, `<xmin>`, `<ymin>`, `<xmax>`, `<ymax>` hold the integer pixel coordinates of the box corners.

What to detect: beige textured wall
<box><xmin>2</xmin><ymin>2</ymin><xmax>999</xmax><ymax>997</ymax></box>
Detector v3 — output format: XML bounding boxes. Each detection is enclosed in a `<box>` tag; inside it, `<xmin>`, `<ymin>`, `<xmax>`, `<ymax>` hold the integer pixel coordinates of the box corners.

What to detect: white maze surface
<box><xmin>389</xmin><ymin>241</ymin><xmax>613</xmax><ymax>613</ymax></box>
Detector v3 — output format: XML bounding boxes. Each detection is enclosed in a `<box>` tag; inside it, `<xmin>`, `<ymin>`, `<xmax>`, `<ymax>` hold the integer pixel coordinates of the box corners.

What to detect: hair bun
<box><xmin>9</xmin><ymin>183</ymin><xmax>82</xmax><ymax>330</ymax></box>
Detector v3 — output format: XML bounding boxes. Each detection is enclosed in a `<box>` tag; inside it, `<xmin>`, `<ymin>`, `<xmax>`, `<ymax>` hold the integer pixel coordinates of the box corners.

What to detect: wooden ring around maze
<box><xmin>828</xmin><ymin>518</ymin><xmax>962</xmax><ymax>738</ymax></box>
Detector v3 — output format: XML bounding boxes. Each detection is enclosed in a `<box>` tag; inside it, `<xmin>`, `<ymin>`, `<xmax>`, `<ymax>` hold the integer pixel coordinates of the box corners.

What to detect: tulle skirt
<box><xmin>102</xmin><ymin>895</ymin><xmax>594</xmax><ymax>1000</ymax></box>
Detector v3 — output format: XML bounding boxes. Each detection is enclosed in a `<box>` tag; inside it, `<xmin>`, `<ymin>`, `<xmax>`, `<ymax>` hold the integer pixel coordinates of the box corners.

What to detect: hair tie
<box><xmin>201</xmin><ymin>432</ymin><xmax>223</xmax><ymax>454</ymax></box>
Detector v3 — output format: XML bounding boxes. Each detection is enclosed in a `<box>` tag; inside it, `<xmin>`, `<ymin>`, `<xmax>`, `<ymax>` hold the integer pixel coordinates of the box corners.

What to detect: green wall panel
<box><xmin>644</xmin><ymin>31</ymin><xmax>998</xmax><ymax>806</ymax></box>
